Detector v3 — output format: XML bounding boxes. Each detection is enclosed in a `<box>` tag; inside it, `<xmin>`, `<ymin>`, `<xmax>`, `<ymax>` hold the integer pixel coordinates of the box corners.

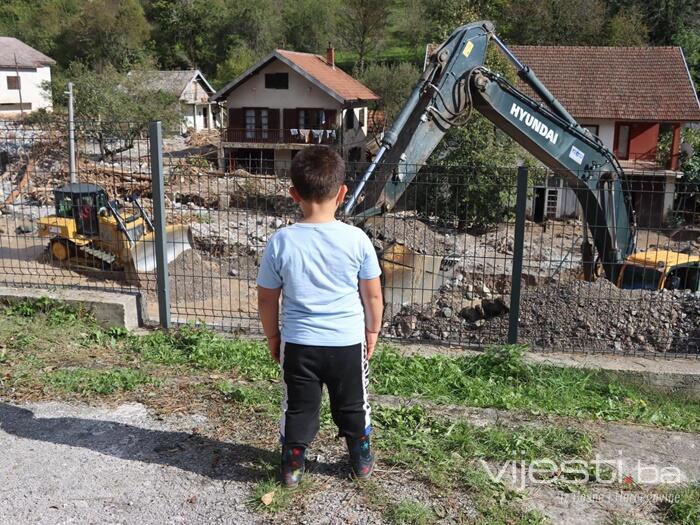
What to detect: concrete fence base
<box><xmin>0</xmin><ymin>286</ymin><xmax>141</xmax><ymax>329</ymax></box>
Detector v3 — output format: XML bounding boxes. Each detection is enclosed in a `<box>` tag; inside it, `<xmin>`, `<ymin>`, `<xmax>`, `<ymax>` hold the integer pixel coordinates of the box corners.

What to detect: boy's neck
<box><xmin>299</xmin><ymin>200</ymin><xmax>338</xmax><ymax>224</ymax></box>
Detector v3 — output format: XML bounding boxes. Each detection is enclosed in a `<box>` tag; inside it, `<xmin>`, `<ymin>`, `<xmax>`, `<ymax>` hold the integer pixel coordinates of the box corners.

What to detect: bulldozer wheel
<box><xmin>50</xmin><ymin>239</ymin><xmax>73</xmax><ymax>262</ymax></box>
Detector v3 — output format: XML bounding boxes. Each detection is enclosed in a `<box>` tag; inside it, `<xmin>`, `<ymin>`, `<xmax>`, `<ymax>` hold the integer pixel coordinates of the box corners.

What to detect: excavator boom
<box><xmin>346</xmin><ymin>21</ymin><xmax>637</xmax><ymax>283</ymax></box>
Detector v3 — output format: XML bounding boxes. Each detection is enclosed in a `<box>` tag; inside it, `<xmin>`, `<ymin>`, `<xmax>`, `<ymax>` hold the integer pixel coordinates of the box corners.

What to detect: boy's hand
<box><xmin>365</xmin><ymin>329</ymin><xmax>379</xmax><ymax>359</ymax></box>
<box><xmin>267</xmin><ymin>334</ymin><xmax>281</xmax><ymax>363</ymax></box>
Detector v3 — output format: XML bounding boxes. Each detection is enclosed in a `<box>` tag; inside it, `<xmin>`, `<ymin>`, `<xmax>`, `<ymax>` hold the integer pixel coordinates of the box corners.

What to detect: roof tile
<box><xmin>509</xmin><ymin>45</ymin><xmax>700</xmax><ymax>122</ymax></box>
<box><xmin>276</xmin><ymin>49</ymin><xmax>379</xmax><ymax>103</ymax></box>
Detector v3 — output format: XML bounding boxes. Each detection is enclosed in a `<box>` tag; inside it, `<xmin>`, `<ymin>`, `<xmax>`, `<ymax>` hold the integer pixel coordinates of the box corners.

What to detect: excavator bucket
<box><xmin>380</xmin><ymin>243</ymin><xmax>458</xmax><ymax>306</ymax></box>
<box><xmin>128</xmin><ymin>225</ymin><xmax>194</xmax><ymax>274</ymax></box>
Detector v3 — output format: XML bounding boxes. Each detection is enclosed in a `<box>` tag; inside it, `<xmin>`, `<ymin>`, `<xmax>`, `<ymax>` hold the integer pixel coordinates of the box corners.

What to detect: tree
<box><xmin>144</xmin><ymin>0</ymin><xmax>230</xmax><ymax>75</ymax></box>
<box><xmin>282</xmin><ymin>0</ymin><xmax>338</xmax><ymax>54</ymax></box>
<box><xmin>421</xmin><ymin>0</ymin><xmax>479</xmax><ymax>43</ymax></box>
<box><xmin>335</xmin><ymin>0</ymin><xmax>390</xmax><ymax>72</ymax></box>
<box><xmin>358</xmin><ymin>62</ymin><xmax>420</xmax><ymax>123</ymax></box>
<box><xmin>608</xmin><ymin>6</ymin><xmax>650</xmax><ymax>46</ymax></box>
<box><xmin>52</xmin><ymin>62</ymin><xmax>181</xmax><ymax>159</ymax></box>
<box><xmin>505</xmin><ymin>0</ymin><xmax>607</xmax><ymax>45</ymax></box>
<box><xmin>674</xmin><ymin>29</ymin><xmax>700</xmax><ymax>90</ymax></box>
<box><xmin>212</xmin><ymin>40</ymin><xmax>260</xmax><ymax>89</ymax></box>
<box><xmin>58</xmin><ymin>0</ymin><xmax>151</xmax><ymax>71</ymax></box>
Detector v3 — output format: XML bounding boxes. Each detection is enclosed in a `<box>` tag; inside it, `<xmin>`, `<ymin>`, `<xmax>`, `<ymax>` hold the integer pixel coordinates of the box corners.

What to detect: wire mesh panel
<box><xmin>0</xmin><ymin>120</ymin><xmax>150</xmax><ymax>296</ymax></box>
<box><xmin>2</xmin><ymin>119</ymin><xmax>699</xmax><ymax>358</ymax></box>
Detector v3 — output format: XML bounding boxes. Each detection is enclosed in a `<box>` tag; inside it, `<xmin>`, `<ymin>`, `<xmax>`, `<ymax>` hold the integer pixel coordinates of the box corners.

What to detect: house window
<box><xmin>359</xmin><ymin>108</ymin><xmax>365</xmax><ymax>128</ymax></box>
<box><xmin>0</xmin><ymin>102</ymin><xmax>31</xmax><ymax>111</ymax></box>
<box><xmin>260</xmin><ymin>109</ymin><xmax>269</xmax><ymax>139</ymax></box>
<box><xmin>345</xmin><ymin>109</ymin><xmax>354</xmax><ymax>130</ymax></box>
<box><xmin>265</xmin><ymin>73</ymin><xmax>288</xmax><ymax>89</ymax></box>
<box><xmin>315</xmin><ymin>110</ymin><xmax>326</xmax><ymax>128</ymax></box>
<box><xmin>6</xmin><ymin>76</ymin><xmax>20</xmax><ymax>90</ymax></box>
<box><xmin>298</xmin><ymin>109</ymin><xmax>307</xmax><ymax>129</ymax></box>
<box><xmin>616</xmin><ymin>124</ymin><xmax>631</xmax><ymax>159</ymax></box>
<box><xmin>582</xmin><ymin>124</ymin><xmax>599</xmax><ymax>137</ymax></box>
<box><xmin>245</xmin><ymin>109</ymin><xmax>256</xmax><ymax>139</ymax></box>
<box><xmin>201</xmin><ymin>106</ymin><xmax>209</xmax><ymax>129</ymax></box>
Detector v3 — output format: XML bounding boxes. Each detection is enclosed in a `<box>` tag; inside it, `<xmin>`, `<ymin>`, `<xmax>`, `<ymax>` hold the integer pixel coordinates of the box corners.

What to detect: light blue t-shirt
<box><xmin>256</xmin><ymin>220</ymin><xmax>381</xmax><ymax>346</ymax></box>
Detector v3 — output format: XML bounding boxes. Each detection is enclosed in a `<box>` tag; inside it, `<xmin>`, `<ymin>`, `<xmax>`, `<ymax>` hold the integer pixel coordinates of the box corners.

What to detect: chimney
<box><xmin>326</xmin><ymin>43</ymin><xmax>335</xmax><ymax>68</ymax></box>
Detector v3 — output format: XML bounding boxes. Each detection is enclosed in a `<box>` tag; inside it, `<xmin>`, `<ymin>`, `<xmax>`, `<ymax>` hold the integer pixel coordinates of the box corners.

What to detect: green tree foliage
<box><xmin>52</xmin><ymin>62</ymin><xmax>181</xmax><ymax>158</ymax></box>
<box><xmin>212</xmin><ymin>40</ymin><xmax>260</xmax><ymax>90</ymax></box>
<box><xmin>281</xmin><ymin>0</ymin><xmax>338</xmax><ymax>54</ymax></box>
<box><xmin>421</xmin><ymin>0</ymin><xmax>479</xmax><ymax>42</ymax></box>
<box><xmin>506</xmin><ymin>0</ymin><xmax>608</xmax><ymax>45</ymax></box>
<box><xmin>358</xmin><ymin>62</ymin><xmax>420</xmax><ymax>122</ymax></box>
<box><xmin>608</xmin><ymin>6</ymin><xmax>650</xmax><ymax>46</ymax></box>
<box><xmin>59</xmin><ymin>0</ymin><xmax>151</xmax><ymax>71</ymax></box>
<box><xmin>674</xmin><ymin>29</ymin><xmax>700</xmax><ymax>90</ymax></box>
<box><xmin>144</xmin><ymin>0</ymin><xmax>227</xmax><ymax>72</ymax></box>
<box><xmin>336</xmin><ymin>0</ymin><xmax>391</xmax><ymax>72</ymax></box>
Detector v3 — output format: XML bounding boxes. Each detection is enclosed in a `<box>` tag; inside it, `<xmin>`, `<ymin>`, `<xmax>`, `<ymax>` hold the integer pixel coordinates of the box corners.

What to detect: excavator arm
<box><xmin>345</xmin><ymin>20</ymin><xmax>636</xmax><ymax>282</ymax></box>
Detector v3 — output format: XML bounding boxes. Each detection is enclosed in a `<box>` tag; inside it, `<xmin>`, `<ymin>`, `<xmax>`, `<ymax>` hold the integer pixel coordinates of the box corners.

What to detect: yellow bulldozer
<box><xmin>38</xmin><ymin>183</ymin><xmax>193</xmax><ymax>277</ymax></box>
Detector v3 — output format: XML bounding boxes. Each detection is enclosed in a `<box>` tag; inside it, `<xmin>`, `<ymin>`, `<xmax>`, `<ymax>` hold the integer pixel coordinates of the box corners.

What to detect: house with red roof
<box><xmin>210</xmin><ymin>47</ymin><xmax>379</xmax><ymax>173</ymax></box>
<box><xmin>509</xmin><ymin>45</ymin><xmax>700</xmax><ymax>226</ymax></box>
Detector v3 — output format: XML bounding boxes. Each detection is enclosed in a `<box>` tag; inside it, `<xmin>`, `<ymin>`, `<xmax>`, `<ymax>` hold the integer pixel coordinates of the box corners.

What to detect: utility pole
<box><xmin>66</xmin><ymin>82</ymin><xmax>77</xmax><ymax>183</ymax></box>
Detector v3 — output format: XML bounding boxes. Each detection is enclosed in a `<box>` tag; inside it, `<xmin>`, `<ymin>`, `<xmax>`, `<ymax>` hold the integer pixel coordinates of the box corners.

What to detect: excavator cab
<box><xmin>617</xmin><ymin>250</ymin><xmax>700</xmax><ymax>292</ymax></box>
<box><xmin>53</xmin><ymin>183</ymin><xmax>107</xmax><ymax>237</ymax></box>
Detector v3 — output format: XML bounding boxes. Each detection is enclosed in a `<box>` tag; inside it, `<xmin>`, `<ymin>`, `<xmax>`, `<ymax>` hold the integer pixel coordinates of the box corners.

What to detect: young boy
<box><xmin>256</xmin><ymin>146</ymin><xmax>383</xmax><ymax>488</ymax></box>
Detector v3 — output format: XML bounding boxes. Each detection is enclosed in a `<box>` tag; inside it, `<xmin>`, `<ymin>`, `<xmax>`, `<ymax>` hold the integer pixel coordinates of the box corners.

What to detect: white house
<box><xmin>134</xmin><ymin>70</ymin><xmax>221</xmax><ymax>133</ymax></box>
<box><xmin>0</xmin><ymin>37</ymin><xmax>54</xmax><ymax>116</ymax></box>
<box><xmin>210</xmin><ymin>47</ymin><xmax>380</xmax><ymax>173</ymax></box>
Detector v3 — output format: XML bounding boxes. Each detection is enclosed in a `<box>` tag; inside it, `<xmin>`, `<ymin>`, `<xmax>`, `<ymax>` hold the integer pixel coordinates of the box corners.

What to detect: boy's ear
<box><xmin>336</xmin><ymin>184</ymin><xmax>348</xmax><ymax>205</ymax></box>
<box><xmin>289</xmin><ymin>186</ymin><xmax>302</xmax><ymax>203</ymax></box>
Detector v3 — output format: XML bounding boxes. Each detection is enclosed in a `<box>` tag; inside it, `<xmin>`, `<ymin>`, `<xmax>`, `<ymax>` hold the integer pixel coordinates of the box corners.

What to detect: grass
<box><xmin>371</xmin><ymin>345</ymin><xmax>700</xmax><ymax>432</ymax></box>
<box><xmin>373</xmin><ymin>405</ymin><xmax>562</xmax><ymax>524</ymax></box>
<box><xmin>658</xmin><ymin>483</ymin><xmax>700</xmax><ymax>524</ymax></box>
<box><xmin>44</xmin><ymin>368</ymin><xmax>158</xmax><ymax>395</ymax></box>
<box><xmin>2</xmin><ymin>299</ymin><xmax>697</xmax><ymax>524</ymax></box>
<box><xmin>124</xmin><ymin>324</ymin><xmax>279</xmax><ymax>379</ymax></box>
<box><xmin>385</xmin><ymin>500</ymin><xmax>438</xmax><ymax>525</ymax></box>
<box><xmin>249</xmin><ymin>476</ymin><xmax>313</xmax><ymax>514</ymax></box>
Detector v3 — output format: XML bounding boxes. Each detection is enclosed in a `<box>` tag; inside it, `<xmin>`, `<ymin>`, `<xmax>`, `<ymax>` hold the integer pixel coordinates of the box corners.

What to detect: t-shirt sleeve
<box><xmin>256</xmin><ymin>239</ymin><xmax>282</xmax><ymax>289</ymax></box>
<box><xmin>359</xmin><ymin>234</ymin><xmax>382</xmax><ymax>280</ymax></box>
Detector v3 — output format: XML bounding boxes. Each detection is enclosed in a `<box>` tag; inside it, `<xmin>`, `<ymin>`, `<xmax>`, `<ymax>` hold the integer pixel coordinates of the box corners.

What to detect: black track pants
<box><xmin>280</xmin><ymin>341</ymin><xmax>371</xmax><ymax>448</ymax></box>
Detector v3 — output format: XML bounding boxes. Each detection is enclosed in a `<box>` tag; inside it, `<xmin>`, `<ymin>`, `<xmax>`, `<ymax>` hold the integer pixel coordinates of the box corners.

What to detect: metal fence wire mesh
<box><xmin>1</xmin><ymin>120</ymin><xmax>699</xmax><ymax>358</ymax></box>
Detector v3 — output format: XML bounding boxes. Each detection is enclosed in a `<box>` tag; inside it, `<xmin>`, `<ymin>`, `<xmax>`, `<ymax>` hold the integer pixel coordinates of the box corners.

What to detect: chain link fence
<box><xmin>1</xmin><ymin>120</ymin><xmax>698</xmax><ymax>358</ymax></box>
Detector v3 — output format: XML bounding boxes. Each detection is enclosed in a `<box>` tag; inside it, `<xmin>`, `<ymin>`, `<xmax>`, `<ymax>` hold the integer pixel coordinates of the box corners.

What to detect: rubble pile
<box><xmin>387</xmin><ymin>278</ymin><xmax>700</xmax><ymax>353</ymax></box>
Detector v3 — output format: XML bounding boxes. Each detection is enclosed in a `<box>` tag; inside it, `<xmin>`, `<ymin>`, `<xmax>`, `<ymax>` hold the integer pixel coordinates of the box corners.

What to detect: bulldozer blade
<box><xmin>129</xmin><ymin>225</ymin><xmax>194</xmax><ymax>274</ymax></box>
<box><xmin>381</xmin><ymin>243</ymin><xmax>458</xmax><ymax>307</ymax></box>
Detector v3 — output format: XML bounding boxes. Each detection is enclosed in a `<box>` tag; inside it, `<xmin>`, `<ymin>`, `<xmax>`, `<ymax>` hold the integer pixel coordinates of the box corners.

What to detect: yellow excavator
<box><xmin>37</xmin><ymin>183</ymin><xmax>193</xmax><ymax>276</ymax></box>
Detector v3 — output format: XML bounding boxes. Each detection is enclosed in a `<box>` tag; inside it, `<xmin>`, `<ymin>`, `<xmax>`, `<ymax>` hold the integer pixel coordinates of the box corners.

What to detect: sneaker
<box><xmin>346</xmin><ymin>435</ymin><xmax>375</xmax><ymax>480</ymax></box>
<box><xmin>280</xmin><ymin>445</ymin><xmax>305</xmax><ymax>488</ymax></box>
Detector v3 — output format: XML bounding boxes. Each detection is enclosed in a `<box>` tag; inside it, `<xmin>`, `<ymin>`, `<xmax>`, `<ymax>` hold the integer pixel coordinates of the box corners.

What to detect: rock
<box><xmin>271</xmin><ymin>218</ymin><xmax>284</xmax><ymax>229</ymax></box>
<box><xmin>441</xmin><ymin>307</ymin><xmax>454</xmax><ymax>318</ymax></box>
<box><xmin>459</xmin><ymin>300</ymin><xmax>484</xmax><ymax>322</ymax></box>
<box><xmin>482</xmin><ymin>297</ymin><xmax>509</xmax><ymax>318</ymax></box>
<box><xmin>228</xmin><ymin>269</ymin><xmax>238</xmax><ymax>277</ymax></box>
<box><xmin>15</xmin><ymin>223</ymin><xmax>33</xmax><ymax>234</ymax></box>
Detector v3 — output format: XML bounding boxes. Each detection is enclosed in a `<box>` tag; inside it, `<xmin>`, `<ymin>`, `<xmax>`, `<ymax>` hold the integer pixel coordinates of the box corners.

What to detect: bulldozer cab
<box><xmin>54</xmin><ymin>183</ymin><xmax>108</xmax><ymax>237</ymax></box>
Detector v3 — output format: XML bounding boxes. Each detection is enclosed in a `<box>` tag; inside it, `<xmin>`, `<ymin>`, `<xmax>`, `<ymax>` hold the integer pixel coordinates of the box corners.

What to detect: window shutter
<box><xmin>283</xmin><ymin>109</ymin><xmax>297</xmax><ymax>129</ymax></box>
<box><xmin>325</xmin><ymin>110</ymin><xmax>337</xmax><ymax>130</ymax></box>
<box><xmin>228</xmin><ymin>108</ymin><xmax>245</xmax><ymax>128</ymax></box>
<box><xmin>269</xmin><ymin>109</ymin><xmax>280</xmax><ymax>130</ymax></box>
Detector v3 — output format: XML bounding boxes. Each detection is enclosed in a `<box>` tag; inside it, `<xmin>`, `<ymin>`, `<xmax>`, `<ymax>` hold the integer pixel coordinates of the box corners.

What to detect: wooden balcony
<box><xmin>223</xmin><ymin>128</ymin><xmax>339</xmax><ymax>145</ymax></box>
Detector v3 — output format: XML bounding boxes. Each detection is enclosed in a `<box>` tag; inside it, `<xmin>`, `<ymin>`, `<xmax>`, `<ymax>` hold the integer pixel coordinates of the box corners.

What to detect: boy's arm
<box><xmin>359</xmin><ymin>277</ymin><xmax>383</xmax><ymax>359</ymax></box>
<box><xmin>258</xmin><ymin>285</ymin><xmax>282</xmax><ymax>363</ymax></box>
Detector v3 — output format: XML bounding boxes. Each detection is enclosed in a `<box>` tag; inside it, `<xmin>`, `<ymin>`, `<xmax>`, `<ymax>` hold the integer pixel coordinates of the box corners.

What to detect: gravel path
<box><xmin>0</xmin><ymin>401</ymin><xmax>263</xmax><ymax>525</ymax></box>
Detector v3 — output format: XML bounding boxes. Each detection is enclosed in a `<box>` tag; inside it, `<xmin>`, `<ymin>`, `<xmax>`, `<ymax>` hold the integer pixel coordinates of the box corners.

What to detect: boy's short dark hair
<box><xmin>290</xmin><ymin>146</ymin><xmax>346</xmax><ymax>202</ymax></box>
